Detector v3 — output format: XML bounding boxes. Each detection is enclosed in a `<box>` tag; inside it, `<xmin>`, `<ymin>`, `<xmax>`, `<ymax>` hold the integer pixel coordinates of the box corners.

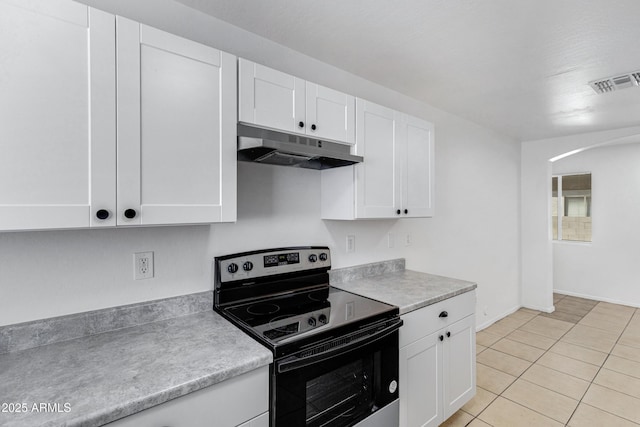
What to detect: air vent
<box><xmin>590</xmin><ymin>70</ymin><xmax>640</xmax><ymax>94</ymax></box>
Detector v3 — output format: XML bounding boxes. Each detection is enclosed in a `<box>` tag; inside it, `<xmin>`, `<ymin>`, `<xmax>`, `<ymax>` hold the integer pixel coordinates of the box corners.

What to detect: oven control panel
<box><xmin>217</xmin><ymin>247</ymin><xmax>331</xmax><ymax>283</ymax></box>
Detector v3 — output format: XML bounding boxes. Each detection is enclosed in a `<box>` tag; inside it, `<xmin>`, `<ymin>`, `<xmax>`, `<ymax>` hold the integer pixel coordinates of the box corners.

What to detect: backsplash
<box><xmin>0</xmin><ymin>292</ymin><xmax>212</xmax><ymax>354</ymax></box>
<box><xmin>329</xmin><ymin>258</ymin><xmax>405</xmax><ymax>285</ymax></box>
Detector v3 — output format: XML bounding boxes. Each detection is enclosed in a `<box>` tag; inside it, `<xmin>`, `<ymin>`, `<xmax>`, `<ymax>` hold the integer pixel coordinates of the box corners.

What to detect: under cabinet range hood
<box><xmin>237</xmin><ymin>124</ymin><xmax>363</xmax><ymax>170</ymax></box>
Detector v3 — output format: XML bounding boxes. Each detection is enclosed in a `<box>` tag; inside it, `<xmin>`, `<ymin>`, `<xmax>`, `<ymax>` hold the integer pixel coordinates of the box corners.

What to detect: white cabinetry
<box><xmin>0</xmin><ymin>0</ymin><xmax>115</xmax><ymax>230</ymax></box>
<box><xmin>238</xmin><ymin>58</ymin><xmax>355</xmax><ymax>144</ymax></box>
<box><xmin>320</xmin><ymin>98</ymin><xmax>434</xmax><ymax>219</ymax></box>
<box><xmin>0</xmin><ymin>0</ymin><xmax>236</xmax><ymax>231</ymax></box>
<box><xmin>399</xmin><ymin>291</ymin><xmax>476</xmax><ymax>427</ymax></box>
<box><xmin>107</xmin><ymin>366</ymin><xmax>269</xmax><ymax>427</ymax></box>
<box><xmin>116</xmin><ymin>17</ymin><xmax>236</xmax><ymax>226</ymax></box>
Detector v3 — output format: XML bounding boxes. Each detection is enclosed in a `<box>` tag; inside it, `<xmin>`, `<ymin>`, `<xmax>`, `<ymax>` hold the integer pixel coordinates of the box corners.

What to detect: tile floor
<box><xmin>442</xmin><ymin>294</ymin><xmax>640</xmax><ymax>426</ymax></box>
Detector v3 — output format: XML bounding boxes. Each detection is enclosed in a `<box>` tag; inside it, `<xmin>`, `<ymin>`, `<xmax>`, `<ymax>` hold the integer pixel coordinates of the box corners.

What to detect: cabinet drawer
<box><xmin>400</xmin><ymin>291</ymin><xmax>475</xmax><ymax>348</ymax></box>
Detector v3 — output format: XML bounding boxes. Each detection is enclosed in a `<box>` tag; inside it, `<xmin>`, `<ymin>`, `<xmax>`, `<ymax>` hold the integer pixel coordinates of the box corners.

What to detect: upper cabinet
<box><xmin>116</xmin><ymin>18</ymin><xmax>236</xmax><ymax>226</ymax></box>
<box><xmin>0</xmin><ymin>0</ymin><xmax>116</xmax><ymax>230</ymax></box>
<box><xmin>0</xmin><ymin>0</ymin><xmax>236</xmax><ymax>231</ymax></box>
<box><xmin>238</xmin><ymin>59</ymin><xmax>355</xmax><ymax>145</ymax></box>
<box><xmin>321</xmin><ymin>98</ymin><xmax>434</xmax><ymax>219</ymax></box>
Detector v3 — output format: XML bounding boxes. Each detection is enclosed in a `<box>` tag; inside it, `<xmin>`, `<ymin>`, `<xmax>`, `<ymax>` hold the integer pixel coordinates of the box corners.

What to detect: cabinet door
<box><xmin>400</xmin><ymin>116</ymin><xmax>434</xmax><ymax>218</ymax></box>
<box><xmin>306</xmin><ymin>83</ymin><xmax>355</xmax><ymax>144</ymax></box>
<box><xmin>443</xmin><ymin>315</ymin><xmax>476</xmax><ymax>419</ymax></box>
<box><xmin>399</xmin><ymin>331</ymin><xmax>443</xmax><ymax>427</ymax></box>
<box><xmin>354</xmin><ymin>99</ymin><xmax>400</xmax><ymax>218</ymax></box>
<box><xmin>237</xmin><ymin>412</ymin><xmax>269</xmax><ymax>427</ymax></box>
<box><xmin>117</xmin><ymin>18</ymin><xmax>237</xmax><ymax>225</ymax></box>
<box><xmin>0</xmin><ymin>0</ymin><xmax>116</xmax><ymax>230</ymax></box>
<box><xmin>238</xmin><ymin>58</ymin><xmax>305</xmax><ymax>134</ymax></box>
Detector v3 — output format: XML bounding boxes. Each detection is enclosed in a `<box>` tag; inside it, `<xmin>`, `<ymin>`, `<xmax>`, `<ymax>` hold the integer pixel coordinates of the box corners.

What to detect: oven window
<box><xmin>306</xmin><ymin>359</ymin><xmax>373</xmax><ymax>425</ymax></box>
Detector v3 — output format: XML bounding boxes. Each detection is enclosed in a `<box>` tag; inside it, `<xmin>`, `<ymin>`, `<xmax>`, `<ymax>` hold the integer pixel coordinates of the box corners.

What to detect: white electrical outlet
<box><xmin>134</xmin><ymin>251</ymin><xmax>154</xmax><ymax>280</ymax></box>
<box><xmin>346</xmin><ymin>235</ymin><xmax>356</xmax><ymax>253</ymax></box>
<box><xmin>405</xmin><ymin>234</ymin><xmax>412</xmax><ymax>246</ymax></box>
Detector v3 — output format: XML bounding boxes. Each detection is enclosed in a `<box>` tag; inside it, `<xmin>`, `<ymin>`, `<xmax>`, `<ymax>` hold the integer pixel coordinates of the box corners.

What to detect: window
<box><xmin>552</xmin><ymin>173</ymin><xmax>591</xmax><ymax>242</ymax></box>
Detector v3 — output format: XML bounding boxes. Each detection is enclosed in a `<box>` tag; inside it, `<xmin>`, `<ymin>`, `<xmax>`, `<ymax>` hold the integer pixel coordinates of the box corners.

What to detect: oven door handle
<box><xmin>276</xmin><ymin>319</ymin><xmax>402</xmax><ymax>374</ymax></box>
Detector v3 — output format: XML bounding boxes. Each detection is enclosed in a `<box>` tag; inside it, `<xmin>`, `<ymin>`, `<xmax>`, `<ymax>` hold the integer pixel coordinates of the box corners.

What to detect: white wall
<box><xmin>521</xmin><ymin>127</ymin><xmax>640</xmax><ymax>312</ymax></box>
<box><xmin>552</xmin><ymin>143</ymin><xmax>640</xmax><ymax>307</ymax></box>
<box><xmin>0</xmin><ymin>0</ymin><xmax>521</xmax><ymax>327</ymax></box>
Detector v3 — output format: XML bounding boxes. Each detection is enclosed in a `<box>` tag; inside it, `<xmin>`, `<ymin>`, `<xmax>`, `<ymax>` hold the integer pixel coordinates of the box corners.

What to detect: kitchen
<box><xmin>1</xmin><ymin>0</ymin><xmax>639</xmax><ymax>426</ymax></box>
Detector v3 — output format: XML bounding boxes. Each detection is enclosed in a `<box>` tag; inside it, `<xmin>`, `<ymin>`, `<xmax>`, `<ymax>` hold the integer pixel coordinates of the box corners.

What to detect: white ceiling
<box><xmin>176</xmin><ymin>0</ymin><xmax>640</xmax><ymax>141</ymax></box>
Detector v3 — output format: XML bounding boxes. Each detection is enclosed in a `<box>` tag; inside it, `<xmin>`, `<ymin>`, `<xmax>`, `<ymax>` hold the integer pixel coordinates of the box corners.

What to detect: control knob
<box><xmin>227</xmin><ymin>263</ymin><xmax>239</xmax><ymax>274</ymax></box>
<box><xmin>319</xmin><ymin>253</ymin><xmax>328</xmax><ymax>261</ymax></box>
<box><xmin>308</xmin><ymin>254</ymin><xmax>318</xmax><ymax>263</ymax></box>
<box><xmin>243</xmin><ymin>261</ymin><xmax>254</xmax><ymax>271</ymax></box>
<box><xmin>308</xmin><ymin>317</ymin><xmax>317</xmax><ymax>327</ymax></box>
<box><xmin>318</xmin><ymin>314</ymin><xmax>328</xmax><ymax>324</ymax></box>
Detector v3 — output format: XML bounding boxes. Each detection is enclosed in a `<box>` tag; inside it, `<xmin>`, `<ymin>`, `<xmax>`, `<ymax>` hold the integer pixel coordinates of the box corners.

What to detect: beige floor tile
<box><xmin>594</xmin><ymin>368</ymin><xmax>640</xmax><ymax>399</ymax></box>
<box><xmin>579</xmin><ymin>310</ymin><xmax>629</xmax><ymax>333</ymax></box>
<box><xmin>477</xmin><ymin>348</ymin><xmax>532</xmax><ymax>377</ymax></box>
<box><xmin>440</xmin><ymin>409</ymin><xmax>473</xmax><ymax>427</ymax></box>
<box><xmin>562</xmin><ymin>295</ymin><xmax>599</xmax><ymax>306</ymax></box>
<box><xmin>484</xmin><ymin>321</ymin><xmax>517</xmax><ymax>338</ymax></box>
<box><xmin>619</xmin><ymin>329</ymin><xmax>640</xmax><ymax>349</ymax></box>
<box><xmin>477</xmin><ymin>344</ymin><xmax>488</xmax><ymax>355</ymax></box>
<box><xmin>502</xmin><ymin>379</ymin><xmax>578</xmax><ymax>424</ymax></box>
<box><xmin>568</xmin><ymin>402</ymin><xmax>639</xmax><ymax>427</ymax></box>
<box><xmin>612</xmin><ymin>343</ymin><xmax>640</xmax><ymax>363</ymax></box>
<box><xmin>590</xmin><ymin>303</ymin><xmax>635</xmax><ymax>324</ymax></box>
<box><xmin>476</xmin><ymin>330</ymin><xmax>502</xmax><ymax>347</ymax></box>
<box><xmin>553</xmin><ymin>293</ymin><xmax>565</xmax><ymax>303</ymax></box>
<box><xmin>478</xmin><ymin>396</ymin><xmax>563</xmax><ymax>427</ymax></box>
<box><xmin>519</xmin><ymin>316</ymin><xmax>574</xmax><ymax>340</ymax></box>
<box><xmin>518</xmin><ymin>308</ymin><xmax>541</xmax><ymax>316</ymax></box>
<box><xmin>476</xmin><ymin>363</ymin><xmax>517</xmax><ymax>395</ymax></box>
<box><xmin>561</xmin><ymin>324</ymin><xmax>619</xmax><ymax>353</ymax></box>
<box><xmin>549</xmin><ymin>341</ymin><xmax>608</xmax><ymax>366</ymax></box>
<box><xmin>507</xmin><ymin>329</ymin><xmax>557</xmax><ymax>350</ymax></box>
<box><xmin>520</xmin><ymin>364</ymin><xmax>590</xmax><ymax>400</ymax></box>
<box><xmin>508</xmin><ymin>309</ymin><xmax>539</xmax><ymax>322</ymax></box>
<box><xmin>603</xmin><ymin>355</ymin><xmax>640</xmax><ymax>379</ymax></box>
<box><xmin>554</xmin><ymin>299</ymin><xmax>595</xmax><ymax>316</ymax></box>
<box><xmin>582</xmin><ymin>383</ymin><xmax>640</xmax><ymax>423</ymax></box>
<box><xmin>468</xmin><ymin>419</ymin><xmax>492</xmax><ymax>427</ymax></box>
<box><xmin>491</xmin><ymin>338</ymin><xmax>544</xmax><ymax>362</ymax></box>
<box><xmin>539</xmin><ymin>310</ymin><xmax>583</xmax><ymax>324</ymax></box>
<box><xmin>461</xmin><ymin>386</ymin><xmax>497</xmax><ymax>416</ymax></box>
<box><xmin>536</xmin><ymin>352</ymin><xmax>600</xmax><ymax>381</ymax></box>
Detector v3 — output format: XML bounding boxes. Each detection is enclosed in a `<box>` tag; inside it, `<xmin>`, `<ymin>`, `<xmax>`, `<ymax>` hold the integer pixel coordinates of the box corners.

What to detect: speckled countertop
<box><xmin>331</xmin><ymin>260</ymin><xmax>477</xmax><ymax>315</ymax></box>
<box><xmin>0</xmin><ymin>310</ymin><xmax>272</xmax><ymax>427</ymax></box>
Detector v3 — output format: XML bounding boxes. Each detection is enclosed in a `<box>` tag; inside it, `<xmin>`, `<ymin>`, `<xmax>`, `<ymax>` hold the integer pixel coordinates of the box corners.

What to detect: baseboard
<box><xmin>522</xmin><ymin>303</ymin><xmax>555</xmax><ymax>313</ymax></box>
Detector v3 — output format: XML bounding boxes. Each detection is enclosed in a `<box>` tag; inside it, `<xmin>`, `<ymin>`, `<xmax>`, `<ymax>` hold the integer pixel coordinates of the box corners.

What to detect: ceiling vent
<box><xmin>590</xmin><ymin>71</ymin><xmax>640</xmax><ymax>94</ymax></box>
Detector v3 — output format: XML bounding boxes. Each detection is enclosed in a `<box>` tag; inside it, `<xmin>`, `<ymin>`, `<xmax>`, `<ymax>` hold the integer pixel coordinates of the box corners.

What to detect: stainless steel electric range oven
<box><xmin>214</xmin><ymin>247</ymin><xmax>402</xmax><ymax>427</ymax></box>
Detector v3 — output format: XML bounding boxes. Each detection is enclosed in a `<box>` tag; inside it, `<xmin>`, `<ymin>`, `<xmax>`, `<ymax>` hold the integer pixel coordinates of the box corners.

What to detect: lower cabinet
<box><xmin>107</xmin><ymin>366</ymin><xmax>268</xmax><ymax>427</ymax></box>
<box><xmin>399</xmin><ymin>291</ymin><xmax>476</xmax><ymax>427</ymax></box>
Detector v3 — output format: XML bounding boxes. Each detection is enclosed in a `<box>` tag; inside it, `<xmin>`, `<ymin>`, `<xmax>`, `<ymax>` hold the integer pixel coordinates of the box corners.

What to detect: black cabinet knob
<box><xmin>311</xmin><ymin>124</ymin><xmax>317</xmax><ymax>131</ymax></box>
<box><xmin>404</xmin><ymin>209</ymin><xmax>408</xmax><ymax>214</ymax></box>
<box><xmin>396</xmin><ymin>209</ymin><xmax>401</xmax><ymax>215</ymax></box>
<box><xmin>439</xmin><ymin>311</ymin><xmax>448</xmax><ymax>318</ymax></box>
<box><xmin>446</xmin><ymin>331</ymin><xmax>451</xmax><ymax>338</ymax></box>
<box><xmin>96</xmin><ymin>209</ymin><xmax>110</xmax><ymax>220</ymax></box>
<box><xmin>439</xmin><ymin>335</ymin><xmax>444</xmax><ymax>341</ymax></box>
<box><xmin>124</xmin><ymin>209</ymin><xmax>137</xmax><ymax>219</ymax></box>
<box><xmin>227</xmin><ymin>263</ymin><xmax>239</xmax><ymax>274</ymax></box>
<box><xmin>298</xmin><ymin>121</ymin><xmax>304</xmax><ymax>128</ymax></box>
